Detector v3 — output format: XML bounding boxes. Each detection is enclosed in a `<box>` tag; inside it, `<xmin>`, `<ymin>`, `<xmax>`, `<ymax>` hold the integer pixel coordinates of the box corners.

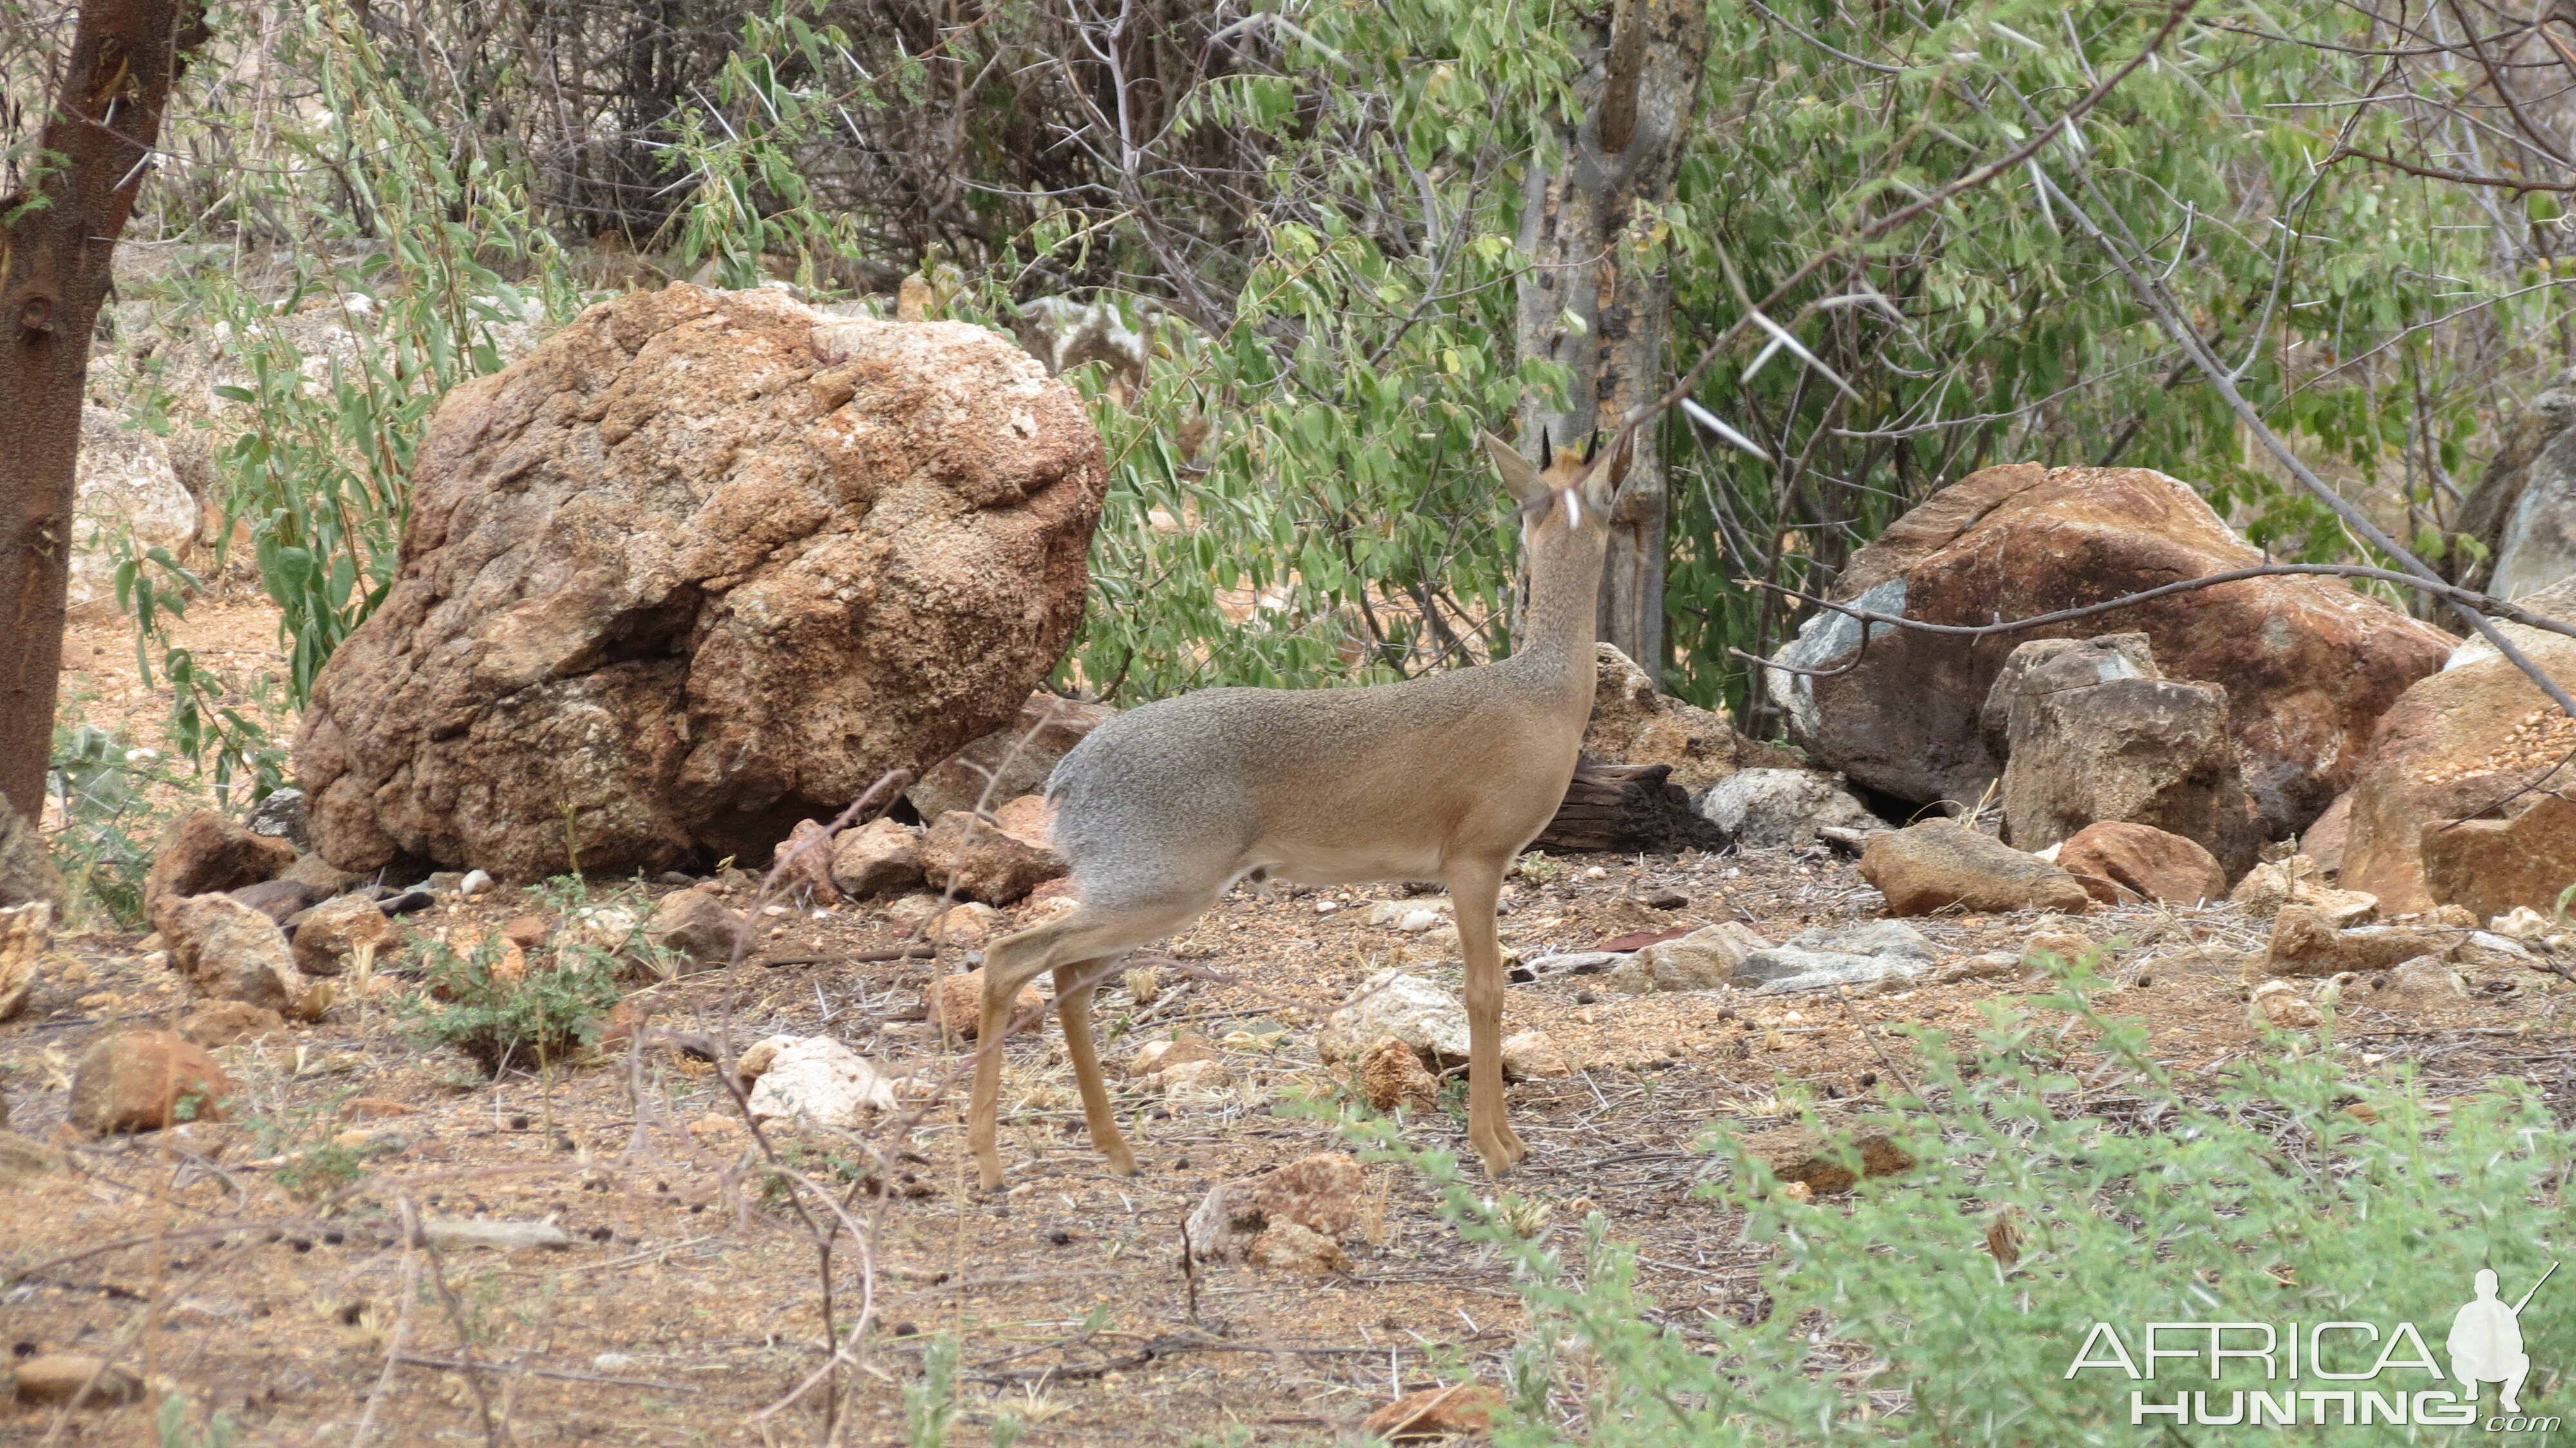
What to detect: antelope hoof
<box><xmin>1103</xmin><ymin>1143</ymin><xmax>1140</xmax><ymax>1177</ymax></box>
<box><xmin>976</xmin><ymin>1152</ymin><xmax>1007</xmax><ymax>1193</ymax></box>
<box><xmin>1474</xmin><ymin>1125</ymin><xmax>1527</xmax><ymax>1177</ymax></box>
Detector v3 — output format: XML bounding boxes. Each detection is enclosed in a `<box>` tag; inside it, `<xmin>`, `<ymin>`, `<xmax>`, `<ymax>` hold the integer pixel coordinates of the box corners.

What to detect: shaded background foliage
<box><xmin>7</xmin><ymin>0</ymin><xmax>2575</xmax><ymax>753</ymax></box>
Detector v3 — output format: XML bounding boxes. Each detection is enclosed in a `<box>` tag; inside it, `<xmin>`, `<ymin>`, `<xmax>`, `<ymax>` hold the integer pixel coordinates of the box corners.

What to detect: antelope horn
<box><xmin>1583</xmin><ymin>428</ymin><xmax>1601</xmax><ymax>464</ymax></box>
<box><xmin>1539</xmin><ymin>429</ymin><xmax>1553</xmax><ymax>470</ymax></box>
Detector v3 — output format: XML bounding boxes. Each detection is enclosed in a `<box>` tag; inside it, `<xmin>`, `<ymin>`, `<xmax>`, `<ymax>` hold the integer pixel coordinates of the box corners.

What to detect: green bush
<box><xmin>398</xmin><ymin>937</ymin><xmax>622</xmax><ymax>1076</ymax></box>
<box><xmin>1362</xmin><ymin>957</ymin><xmax>2574</xmax><ymax>1445</ymax></box>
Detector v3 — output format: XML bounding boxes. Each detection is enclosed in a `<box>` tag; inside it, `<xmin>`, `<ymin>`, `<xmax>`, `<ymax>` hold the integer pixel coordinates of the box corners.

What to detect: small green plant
<box><xmin>46</xmin><ymin>712</ymin><xmax>199</xmax><ymax>928</ymax></box>
<box><xmin>1511</xmin><ymin>851</ymin><xmax>1564</xmax><ymax>885</ymax></box>
<box><xmin>399</xmin><ymin>937</ymin><xmax>621</xmax><ymax>1076</ymax></box>
<box><xmin>155</xmin><ymin>1391</ymin><xmax>243</xmax><ymax>1448</ymax></box>
<box><xmin>902</xmin><ymin>1331</ymin><xmax>961</xmax><ymax>1448</ymax></box>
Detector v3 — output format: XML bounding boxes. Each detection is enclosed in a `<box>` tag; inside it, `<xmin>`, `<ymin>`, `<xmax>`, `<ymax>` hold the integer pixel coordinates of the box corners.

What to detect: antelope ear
<box><xmin>1482</xmin><ymin>431</ymin><xmax>1549</xmax><ymax>510</ymax></box>
<box><xmin>1582</xmin><ymin>426</ymin><xmax>1635</xmax><ymax>510</ymax></box>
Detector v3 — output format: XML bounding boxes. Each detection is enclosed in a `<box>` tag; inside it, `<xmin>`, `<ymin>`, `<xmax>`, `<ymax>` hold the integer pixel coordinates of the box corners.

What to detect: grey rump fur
<box><xmin>965</xmin><ymin>427</ymin><xmax>1633</xmax><ymax>1191</ymax></box>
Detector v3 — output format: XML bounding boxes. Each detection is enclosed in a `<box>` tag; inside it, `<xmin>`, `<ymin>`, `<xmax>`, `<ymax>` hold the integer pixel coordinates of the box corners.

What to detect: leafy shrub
<box><xmin>1359</xmin><ymin>957</ymin><xmax>2575</xmax><ymax>1445</ymax></box>
<box><xmin>399</xmin><ymin>937</ymin><xmax>621</xmax><ymax>1075</ymax></box>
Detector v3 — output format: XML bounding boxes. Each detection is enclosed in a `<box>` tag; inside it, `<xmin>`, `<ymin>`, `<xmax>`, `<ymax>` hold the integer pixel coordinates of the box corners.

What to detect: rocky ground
<box><xmin>6</xmin><ymin>824</ymin><xmax>2569</xmax><ymax>1445</ymax></box>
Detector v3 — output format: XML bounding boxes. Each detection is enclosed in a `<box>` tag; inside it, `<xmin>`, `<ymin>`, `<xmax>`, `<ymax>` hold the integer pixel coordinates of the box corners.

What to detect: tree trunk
<box><xmin>1513</xmin><ymin>0</ymin><xmax>1710</xmax><ymax>684</ymax></box>
<box><xmin>0</xmin><ymin>1</ymin><xmax>209</xmax><ymax>821</ymax></box>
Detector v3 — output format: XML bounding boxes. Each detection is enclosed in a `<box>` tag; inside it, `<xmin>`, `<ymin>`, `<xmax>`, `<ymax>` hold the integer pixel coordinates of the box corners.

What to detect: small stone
<box><xmin>1359</xmin><ymin>897</ymin><xmax>1452</xmax><ymax>928</ymax></box>
<box><xmin>642</xmin><ymin>888</ymin><xmax>743</xmax><ymax>973</ymax></box>
<box><xmin>1363</xmin><ymin>1384</ymin><xmax>1506</xmax><ymax>1441</ymax></box>
<box><xmin>341</xmin><ymin>1097</ymin><xmax>417</xmax><ymax>1119</ymax></box>
<box><xmin>929</xmin><ymin>968</ymin><xmax>1045</xmax><ymax>1038</ymax></box>
<box><xmin>1397</xmin><ymin>908</ymin><xmax>1443</xmax><ymax>934</ymax></box>
<box><xmin>1643</xmin><ymin>888</ymin><xmax>1689</xmax><ymax>910</ymax></box>
<box><xmin>1604</xmin><ymin>922</ymin><xmax>1770</xmax><ymax>994</ymax></box>
<box><xmin>1149</xmin><ymin>1058</ymin><xmax>1234</xmax><ymax>1093</ymax></box>
<box><xmin>1186</xmin><ymin>1152</ymin><xmax>1363</xmax><ymax>1264</ymax></box>
<box><xmin>70</xmin><ymin>1031</ymin><xmax>235</xmax><ymax>1134</ymax></box>
<box><xmin>1734</xmin><ymin>1123</ymin><xmax>1915</xmax><ymax>1194</ymax></box>
<box><xmin>556</xmin><ymin>902</ymin><xmax>642</xmax><ymax>957</ymax></box>
<box><xmin>2492</xmin><ymin>906</ymin><xmax>2551</xmax><ymax>940</ymax></box>
<box><xmin>1128</xmin><ymin>1036</ymin><xmax>1220</xmax><ymax>1078</ymax></box>
<box><xmin>743</xmin><ymin>1036</ymin><xmax>898</xmax><ymax>1123</ymax></box>
<box><xmin>176</xmin><ymin>1000</ymin><xmax>286</xmax><ymax>1048</ymax></box>
<box><xmin>2023</xmin><ymin>931</ymin><xmax>2094</xmax><ymax>962</ymax></box>
<box><xmin>2265</xmin><ymin>906</ymin><xmax>2458</xmax><ymax>976</ymax></box>
<box><xmin>500</xmin><ymin>915</ymin><xmax>550</xmax><ymax>949</ymax></box>
<box><xmin>883</xmin><ymin>893</ymin><xmax>945</xmax><ymax>929</ymax></box>
<box><xmin>244</xmin><ymin>787</ymin><xmax>311</xmax><ymax>849</ymax></box>
<box><xmin>829</xmin><ymin>817</ymin><xmax>926</xmax><ymax>897</ymax></box>
<box><xmin>1357</xmin><ymin>1035</ymin><xmax>1440</xmax><ymax>1110</ymax></box>
<box><xmin>2375</xmin><ymin>955</ymin><xmax>2471</xmax><ymax>1009</ymax></box>
<box><xmin>2249</xmin><ymin>979</ymin><xmax>2322</xmax><ymax>1029</ymax></box>
<box><xmin>1500</xmin><ymin>1029</ymin><xmax>1572</xmax><ymax>1080</ymax></box>
<box><xmin>0</xmin><ymin>900</ymin><xmax>47</xmax><ymax>1022</ymax></box>
<box><xmin>1245</xmin><ymin>1220</ymin><xmax>1350</xmax><ymax>1273</ymax></box>
<box><xmin>166</xmin><ymin>893</ymin><xmax>331</xmax><ymax>1019</ymax></box>
<box><xmin>2053</xmin><ymin>821</ymin><xmax>2228</xmax><ymax>906</ymax></box>
<box><xmin>769</xmin><ymin>819</ymin><xmax>842</xmax><ymax>903</ymax></box>
<box><xmin>459</xmin><ymin>869</ymin><xmax>493</xmax><ymax>898</ymax></box>
<box><xmin>293</xmin><ymin>891</ymin><xmax>398</xmax><ymax>976</ymax></box>
<box><xmin>1316</xmin><ymin>971</ymin><xmax>1469</xmax><ymax>1067</ymax></box>
<box><xmin>144</xmin><ymin>810</ymin><xmax>298</xmax><ymax>939</ymax></box>
<box><xmin>920</xmin><ymin>796</ymin><xmax>1066</xmax><ymax>906</ymax></box>
<box><xmin>12</xmin><ymin>1353</ymin><xmax>144</xmax><ymax>1407</ymax></box>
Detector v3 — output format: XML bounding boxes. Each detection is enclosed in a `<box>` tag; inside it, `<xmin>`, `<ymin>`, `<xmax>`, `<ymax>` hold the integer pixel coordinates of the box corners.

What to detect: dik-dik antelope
<box><xmin>965</xmin><ymin>428</ymin><xmax>1631</xmax><ymax>1190</ymax></box>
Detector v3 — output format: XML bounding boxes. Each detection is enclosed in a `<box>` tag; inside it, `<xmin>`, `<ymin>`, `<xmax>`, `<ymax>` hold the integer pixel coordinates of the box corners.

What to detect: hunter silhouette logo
<box><xmin>2062</xmin><ymin>1262</ymin><xmax>2559</xmax><ymax>1431</ymax></box>
<box><xmin>2452</xmin><ymin>1265</ymin><xmax>2554</xmax><ymax>1417</ymax></box>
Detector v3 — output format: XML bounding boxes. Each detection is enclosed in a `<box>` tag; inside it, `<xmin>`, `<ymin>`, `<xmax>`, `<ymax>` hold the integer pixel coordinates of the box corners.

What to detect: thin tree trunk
<box><xmin>1514</xmin><ymin>0</ymin><xmax>1709</xmax><ymax>685</ymax></box>
<box><xmin>0</xmin><ymin>0</ymin><xmax>210</xmax><ymax>820</ymax></box>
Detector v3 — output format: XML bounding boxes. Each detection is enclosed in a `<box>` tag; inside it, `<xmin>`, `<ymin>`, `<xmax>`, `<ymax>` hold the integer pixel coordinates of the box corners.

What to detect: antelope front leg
<box><xmin>1448</xmin><ymin>862</ymin><xmax>1524</xmax><ymax>1176</ymax></box>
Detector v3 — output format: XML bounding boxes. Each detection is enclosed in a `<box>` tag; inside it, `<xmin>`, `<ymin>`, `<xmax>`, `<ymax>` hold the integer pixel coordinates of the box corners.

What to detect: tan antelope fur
<box><xmin>965</xmin><ymin>428</ymin><xmax>1632</xmax><ymax>1190</ymax></box>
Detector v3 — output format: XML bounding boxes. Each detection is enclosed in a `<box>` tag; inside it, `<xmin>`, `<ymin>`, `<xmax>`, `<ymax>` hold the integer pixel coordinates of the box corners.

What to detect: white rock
<box><xmin>1359</xmin><ymin>898</ymin><xmax>1451</xmax><ymax>928</ymax></box>
<box><xmin>556</xmin><ymin>903</ymin><xmax>642</xmax><ymax>956</ymax></box>
<box><xmin>2249</xmin><ymin>978</ymin><xmax>2322</xmax><ymax>1028</ymax></box>
<box><xmin>744</xmin><ymin>1036</ymin><xmax>897</xmax><ymax>1124</ymax></box>
<box><xmin>1605</xmin><ymin>922</ymin><xmax>1772</xmax><ymax>995</ymax></box>
<box><xmin>1314</xmin><ymin>900</ymin><xmax>1340</xmax><ymax>915</ymax></box>
<box><xmin>67</xmin><ymin>407</ymin><xmax>197</xmax><ymax>620</ymax></box>
<box><xmin>1737</xmin><ymin>920</ymin><xmax>1936</xmax><ymax>994</ymax></box>
<box><xmin>1316</xmin><ymin>971</ymin><xmax>1469</xmax><ymax>1065</ymax></box>
<box><xmin>1500</xmin><ymin>1030</ymin><xmax>1572</xmax><ymax>1079</ymax></box>
<box><xmin>1692</xmin><ymin>768</ymin><xmax>1879</xmax><ymax>848</ymax></box>
<box><xmin>459</xmin><ymin>869</ymin><xmax>493</xmax><ymax>899</ymax></box>
<box><xmin>1521</xmin><ymin>951</ymin><xmax>1622</xmax><ymax>976</ymax></box>
<box><xmin>2492</xmin><ymin>907</ymin><xmax>2551</xmax><ymax>941</ymax></box>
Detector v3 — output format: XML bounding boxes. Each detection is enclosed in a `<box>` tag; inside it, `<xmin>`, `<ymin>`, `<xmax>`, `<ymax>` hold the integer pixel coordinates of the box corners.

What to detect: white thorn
<box><xmin>1681</xmin><ymin>398</ymin><xmax>1772</xmax><ymax>462</ymax></box>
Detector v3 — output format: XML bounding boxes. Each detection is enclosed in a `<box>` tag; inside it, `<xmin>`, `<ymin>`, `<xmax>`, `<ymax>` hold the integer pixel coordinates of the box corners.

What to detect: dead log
<box><xmin>1533</xmin><ymin>761</ymin><xmax>1731</xmax><ymax>855</ymax></box>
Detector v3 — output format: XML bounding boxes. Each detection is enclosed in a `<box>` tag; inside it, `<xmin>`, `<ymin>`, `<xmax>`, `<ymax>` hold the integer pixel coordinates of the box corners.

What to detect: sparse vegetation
<box><xmin>397</xmin><ymin>935</ymin><xmax>622</xmax><ymax>1076</ymax></box>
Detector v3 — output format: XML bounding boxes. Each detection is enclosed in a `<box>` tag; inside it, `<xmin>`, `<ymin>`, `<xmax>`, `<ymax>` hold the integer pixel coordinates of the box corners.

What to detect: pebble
<box><xmin>459</xmin><ymin>869</ymin><xmax>493</xmax><ymax>898</ymax></box>
<box><xmin>1314</xmin><ymin>900</ymin><xmax>1340</xmax><ymax>915</ymax></box>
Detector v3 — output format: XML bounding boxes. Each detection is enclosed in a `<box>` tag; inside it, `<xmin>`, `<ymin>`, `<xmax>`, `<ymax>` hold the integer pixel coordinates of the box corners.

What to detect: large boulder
<box><xmin>906</xmin><ymin>691</ymin><xmax>1116</xmax><ymax>822</ymax></box>
<box><xmin>68</xmin><ymin>406</ymin><xmax>198</xmax><ymax>620</ymax></box>
<box><xmin>2340</xmin><ymin>628</ymin><xmax>2576</xmax><ymax>915</ymax></box>
<box><xmin>296</xmin><ymin>283</ymin><xmax>1107</xmax><ymax>881</ymax></box>
<box><xmin>2440</xmin><ymin>367</ymin><xmax>2576</xmax><ymax>599</ymax></box>
<box><xmin>1992</xmin><ymin>636</ymin><xmax>2261</xmax><ymax>875</ymax></box>
<box><xmin>1765</xmin><ymin>464</ymin><xmax>2454</xmax><ymax>835</ymax></box>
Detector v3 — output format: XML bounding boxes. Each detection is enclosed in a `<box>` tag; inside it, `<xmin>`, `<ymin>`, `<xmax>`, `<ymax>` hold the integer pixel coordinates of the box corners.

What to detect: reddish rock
<box><xmin>929</xmin><ymin>968</ymin><xmax>1046</xmax><ymax>1038</ymax></box>
<box><xmin>921</xmin><ymin>795</ymin><xmax>1068</xmax><ymax>905</ymax></box>
<box><xmin>166</xmin><ymin>894</ymin><xmax>330</xmax><ymax>1019</ymax></box>
<box><xmin>1186</xmin><ymin>1152</ymin><xmax>1365</xmax><ymax>1263</ymax></box>
<box><xmin>644</xmin><ymin>887</ymin><xmax>743</xmax><ymax>972</ymax></box>
<box><xmin>70</xmin><ymin>1031</ymin><xmax>234</xmax><ymax>1134</ymax></box>
<box><xmin>769</xmin><ymin>819</ymin><xmax>840</xmax><ymax>902</ymax></box>
<box><xmin>12</xmin><ymin>1353</ymin><xmax>144</xmax><ymax>1407</ymax></box>
<box><xmin>500</xmin><ymin>915</ymin><xmax>551</xmax><ymax>949</ymax></box>
<box><xmin>292</xmin><ymin>891</ymin><xmax>397</xmax><ymax>976</ymax></box>
<box><xmin>0</xmin><ymin>900</ymin><xmax>47</xmax><ymax>1022</ymax></box>
<box><xmin>1364</xmin><ymin>1384</ymin><xmax>1506</xmax><ymax>1440</ymax></box>
<box><xmin>2302</xmin><ymin>790</ymin><xmax>2356</xmax><ymax>874</ymax></box>
<box><xmin>144</xmin><ymin>810</ymin><xmax>298</xmax><ymax>938</ymax></box>
<box><xmin>295</xmin><ymin>283</ymin><xmax>1107</xmax><ymax>882</ymax></box>
<box><xmin>908</xmin><ymin>691</ymin><xmax>1117</xmax><ymax>821</ymax></box>
<box><xmin>1767</xmin><ymin>464</ymin><xmax>2454</xmax><ymax>835</ymax></box>
<box><xmin>1356</xmin><ymin>1035</ymin><xmax>1440</xmax><ymax>1111</ymax></box>
<box><xmin>1736</xmin><ymin>1123</ymin><xmax>1916</xmax><ymax>1194</ymax></box>
<box><xmin>828</xmin><ymin>817</ymin><xmax>925</xmax><ymax>898</ymax></box>
<box><xmin>1857</xmin><ymin>820</ymin><xmax>2092</xmax><ymax>916</ymax></box>
<box><xmin>2342</xmin><ymin>633</ymin><xmax>2576</xmax><ymax>915</ymax></box>
<box><xmin>175</xmin><ymin>1000</ymin><xmax>286</xmax><ymax>1048</ymax></box>
<box><xmin>2054</xmin><ymin>821</ymin><xmax>2229</xmax><ymax>906</ymax></box>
